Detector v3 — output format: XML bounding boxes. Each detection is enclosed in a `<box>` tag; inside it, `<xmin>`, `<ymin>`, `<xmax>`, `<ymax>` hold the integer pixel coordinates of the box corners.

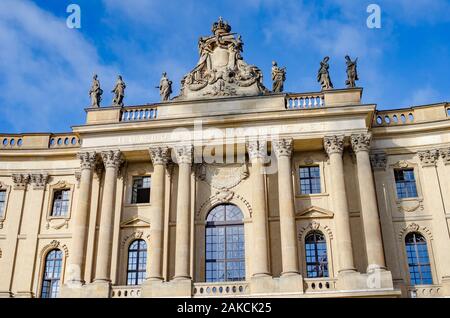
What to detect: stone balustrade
<box><xmin>303</xmin><ymin>278</ymin><xmax>337</xmax><ymax>292</ymax></box>
<box><xmin>408</xmin><ymin>285</ymin><xmax>442</xmax><ymax>298</ymax></box>
<box><xmin>374</xmin><ymin>110</ymin><xmax>415</xmax><ymax>126</ymax></box>
<box><xmin>120</xmin><ymin>106</ymin><xmax>158</xmax><ymax>122</ymax></box>
<box><xmin>1</xmin><ymin>134</ymin><xmax>80</xmax><ymax>150</ymax></box>
<box><xmin>110</xmin><ymin>286</ymin><xmax>142</xmax><ymax>298</ymax></box>
<box><xmin>192</xmin><ymin>282</ymin><xmax>249</xmax><ymax>297</ymax></box>
<box><xmin>49</xmin><ymin>134</ymin><xmax>81</xmax><ymax>148</ymax></box>
<box><xmin>286</xmin><ymin>93</ymin><xmax>325</xmax><ymax>110</ymax></box>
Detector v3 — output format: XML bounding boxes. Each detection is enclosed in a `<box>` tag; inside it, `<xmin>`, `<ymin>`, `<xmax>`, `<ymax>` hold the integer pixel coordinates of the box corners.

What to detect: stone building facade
<box><xmin>1</xmin><ymin>20</ymin><xmax>450</xmax><ymax>298</ymax></box>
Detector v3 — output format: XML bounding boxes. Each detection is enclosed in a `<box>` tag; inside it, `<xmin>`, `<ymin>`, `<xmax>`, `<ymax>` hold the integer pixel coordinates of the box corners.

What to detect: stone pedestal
<box><xmin>337</xmin><ymin>269</ymin><xmax>393</xmax><ymax>291</ymax></box>
<box><xmin>141</xmin><ymin>279</ymin><xmax>192</xmax><ymax>298</ymax></box>
<box><xmin>60</xmin><ymin>281</ymin><xmax>111</xmax><ymax>298</ymax></box>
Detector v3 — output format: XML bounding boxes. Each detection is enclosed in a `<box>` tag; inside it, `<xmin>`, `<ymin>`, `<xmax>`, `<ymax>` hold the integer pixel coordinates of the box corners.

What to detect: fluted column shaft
<box><xmin>148</xmin><ymin>146</ymin><xmax>169</xmax><ymax>281</ymax></box>
<box><xmin>95</xmin><ymin>150</ymin><xmax>122</xmax><ymax>282</ymax></box>
<box><xmin>174</xmin><ymin>145</ymin><xmax>193</xmax><ymax>280</ymax></box>
<box><xmin>324</xmin><ymin>136</ymin><xmax>356</xmax><ymax>273</ymax></box>
<box><xmin>351</xmin><ymin>134</ymin><xmax>386</xmax><ymax>270</ymax></box>
<box><xmin>273</xmin><ymin>139</ymin><xmax>299</xmax><ymax>275</ymax></box>
<box><xmin>247</xmin><ymin>140</ymin><xmax>270</xmax><ymax>277</ymax></box>
<box><xmin>69</xmin><ymin>152</ymin><xmax>96</xmax><ymax>284</ymax></box>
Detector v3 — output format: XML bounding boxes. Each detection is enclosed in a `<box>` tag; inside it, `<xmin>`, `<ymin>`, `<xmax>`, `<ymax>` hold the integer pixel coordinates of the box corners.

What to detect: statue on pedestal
<box><xmin>271</xmin><ymin>61</ymin><xmax>286</xmax><ymax>93</ymax></box>
<box><xmin>345</xmin><ymin>55</ymin><xmax>359</xmax><ymax>88</ymax></box>
<box><xmin>112</xmin><ymin>75</ymin><xmax>126</xmax><ymax>107</ymax></box>
<box><xmin>89</xmin><ymin>74</ymin><xmax>103</xmax><ymax>107</ymax></box>
<box><xmin>158</xmin><ymin>72</ymin><xmax>172</xmax><ymax>102</ymax></box>
<box><xmin>317</xmin><ymin>56</ymin><xmax>333</xmax><ymax>90</ymax></box>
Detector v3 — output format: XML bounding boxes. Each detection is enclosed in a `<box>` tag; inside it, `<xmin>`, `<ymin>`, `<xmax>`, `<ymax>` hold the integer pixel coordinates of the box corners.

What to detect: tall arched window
<box><xmin>405</xmin><ymin>232</ymin><xmax>432</xmax><ymax>285</ymax></box>
<box><xmin>205</xmin><ymin>204</ymin><xmax>245</xmax><ymax>282</ymax></box>
<box><xmin>41</xmin><ymin>249</ymin><xmax>63</xmax><ymax>298</ymax></box>
<box><xmin>305</xmin><ymin>231</ymin><xmax>328</xmax><ymax>278</ymax></box>
<box><xmin>127</xmin><ymin>240</ymin><xmax>147</xmax><ymax>285</ymax></box>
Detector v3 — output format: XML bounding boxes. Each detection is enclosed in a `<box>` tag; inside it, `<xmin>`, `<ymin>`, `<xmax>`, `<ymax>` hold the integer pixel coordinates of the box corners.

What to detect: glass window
<box><xmin>305</xmin><ymin>231</ymin><xmax>328</xmax><ymax>278</ymax></box>
<box><xmin>394</xmin><ymin>169</ymin><xmax>418</xmax><ymax>199</ymax></box>
<box><xmin>0</xmin><ymin>190</ymin><xmax>6</xmax><ymax>218</ymax></box>
<box><xmin>131</xmin><ymin>177</ymin><xmax>151</xmax><ymax>204</ymax></box>
<box><xmin>405</xmin><ymin>232</ymin><xmax>432</xmax><ymax>285</ymax></box>
<box><xmin>299</xmin><ymin>166</ymin><xmax>321</xmax><ymax>195</ymax></box>
<box><xmin>41</xmin><ymin>249</ymin><xmax>63</xmax><ymax>298</ymax></box>
<box><xmin>127</xmin><ymin>240</ymin><xmax>147</xmax><ymax>285</ymax></box>
<box><xmin>51</xmin><ymin>190</ymin><xmax>70</xmax><ymax>217</ymax></box>
<box><xmin>205</xmin><ymin>204</ymin><xmax>245</xmax><ymax>282</ymax></box>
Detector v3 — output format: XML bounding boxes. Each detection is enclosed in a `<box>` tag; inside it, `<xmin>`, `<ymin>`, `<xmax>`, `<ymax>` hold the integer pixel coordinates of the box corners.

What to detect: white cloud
<box><xmin>407</xmin><ymin>86</ymin><xmax>441</xmax><ymax>107</ymax></box>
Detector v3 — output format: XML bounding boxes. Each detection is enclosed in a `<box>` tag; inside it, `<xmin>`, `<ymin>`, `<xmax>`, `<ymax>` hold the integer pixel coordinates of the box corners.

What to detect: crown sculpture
<box><xmin>175</xmin><ymin>17</ymin><xmax>269</xmax><ymax>100</ymax></box>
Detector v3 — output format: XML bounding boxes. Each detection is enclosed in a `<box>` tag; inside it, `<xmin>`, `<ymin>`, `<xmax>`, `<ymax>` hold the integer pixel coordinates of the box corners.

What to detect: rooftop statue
<box><xmin>158</xmin><ymin>72</ymin><xmax>172</xmax><ymax>102</ymax></box>
<box><xmin>89</xmin><ymin>74</ymin><xmax>103</xmax><ymax>107</ymax></box>
<box><xmin>112</xmin><ymin>75</ymin><xmax>126</xmax><ymax>107</ymax></box>
<box><xmin>176</xmin><ymin>18</ymin><xmax>268</xmax><ymax>100</ymax></box>
<box><xmin>317</xmin><ymin>56</ymin><xmax>333</xmax><ymax>90</ymax></box>
<box><xmin>345</xmin><ymin>55</ymin><xmax>359</xmax><ymax>88</ymax></box>
<box><xmin>271</xmin><ymin>61</ymin><xmax>286</xmax><ymax>93</ymax></box>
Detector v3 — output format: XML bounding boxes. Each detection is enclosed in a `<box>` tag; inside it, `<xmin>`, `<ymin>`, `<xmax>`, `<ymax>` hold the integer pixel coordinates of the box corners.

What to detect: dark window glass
<box><xmin>131</xmin><ymin>177</ymin><xmax>151</xmax><ymax>204</ymax></box>
<box><xmin>41</xmin><ymin>249</ymin><xmax>63</xmax><ymax>298</ymax></box>
<box><xmin>127</xmin><ymin>239</ymin><xmax>147</xmax><ymax>285</ymax></box>
<box><xmin>299</xmin><ymin>166</ymin><xmax>321</xmax><ymax>195</ymax></box>
<box><xmin>205</xmin><ymin>204</ymin><xmax>245</xmax><ymax>282</ymax></box>
<box><xmin>305</xmin><ymin>231</ymin><xmax>328</xmax><ymax>278</ymax></box>
<box><xmin>51</xmin><ymin>190</ymin><xmax>70</xmax><ymax>217</ymax></box>
<box><xmin>0</xmin><ymin>190</ymin><xmax>6</xmax><ymax>218</ymax></box>
<box><xmin>394</xmin><ymin>169</ymin><xmax>418</xmax><ymax>199</ymax></box>
<box><xmin>405</xmin><ymin>233</ymin><xmax>432</xmax><ymax>285</ymax></box>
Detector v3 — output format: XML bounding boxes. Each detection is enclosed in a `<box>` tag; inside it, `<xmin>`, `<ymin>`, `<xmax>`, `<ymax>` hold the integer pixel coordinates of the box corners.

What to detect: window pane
<box><xmin>305</xmin><ymin>231</ymin><xmax>328</xmax><ymax>278</ymax></box>
<box><xmin>395</xmin><ymin>169</ymin><xmax>418</xmax><ymax>199</ymax></box>
<box><xmin>132</xmin><ymin>177</ymin><xmax>151</xmax><ymax>204</ymax></box>
<box><xmin>299</xmin><ymin>166</ymin><xmax>321</xmax><ymax>195</ymax></box>
<box><xmin>405</xmin><ymin>233</ymin><xmax>432</xmax><ymax>285</ymax></box>
<box><xmin>41</xmin><ymin>249</ymin><xmax>62</xmax><ymax>298</ymax></box>
<box><xmin>127</xmin><ymin>239</ymin><xmax>147</xmax><ymax>285</ymax></box>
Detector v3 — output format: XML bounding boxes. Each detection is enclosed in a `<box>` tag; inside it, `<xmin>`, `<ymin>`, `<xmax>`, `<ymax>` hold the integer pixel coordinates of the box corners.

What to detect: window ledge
<box><xmin>296</xmin><ymin>193</ymin><xmax>329</xmax><ymax>199</ymax></box>
<box><xmin>396</xmin><ymin>197</ymin><xmax>423</xmax><ymax>204</ymax></box>
<box><xmin>124</xmin><ymin>203</ymin><xmax>152</xmax><ymax>208</ymax></box>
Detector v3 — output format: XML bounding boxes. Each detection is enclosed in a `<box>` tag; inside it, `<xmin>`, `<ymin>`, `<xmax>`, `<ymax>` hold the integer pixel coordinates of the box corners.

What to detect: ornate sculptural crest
<box><xmin>112</xmin><ymin>75</ymin><xmax>126</xmax><ymax>107</ymax></box>
<box><xmin>89</xmin><ymin>74</ymin><xmax>103</xmax><ymax>107</ymax></box>
<box><xmin>271</xmin><ymin>61</ymin><xmax>286</xmax><ymax>93</ymax></box>
<box><xmin>318</xmin><ymin>56</ymin><xmax>333</xmax><ymax>90</ymax></box>
<box><xmin>345</xmin><ymin>55</ymin><xmax>359</xmax><ymax>88</ymax></box>
<box><xmin>175</xmin><ymin>18</ymin><xmax>268</xmax><ymax>100</ymax></box>
<box><xmin>158</xmin><ymin>72</ymin><xmax>172</xmax><ymax>102</ymax></box>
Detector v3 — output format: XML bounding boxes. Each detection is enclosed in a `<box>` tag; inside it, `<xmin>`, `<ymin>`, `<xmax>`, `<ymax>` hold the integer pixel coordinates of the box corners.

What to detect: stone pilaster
<box><xmin>173</xmin><ymin>145</ymin><xmax>193</xmax><ymax>280</ymax></box>
<box><xmin>351</xmin><ymin>134</ymin><xmax>386</xmax><ymax>271</ymax></box>
<box><xmin>324</xmin><ymin>135</ymin><xmax>356</xmax><ymax>273</ymax></box>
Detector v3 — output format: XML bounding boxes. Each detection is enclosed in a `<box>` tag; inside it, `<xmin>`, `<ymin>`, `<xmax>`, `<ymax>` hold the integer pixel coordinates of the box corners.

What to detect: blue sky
<box><xmin>0</xmin><ymin>0</ymin><xmax>449</xmax><ymax>133</ymax></box>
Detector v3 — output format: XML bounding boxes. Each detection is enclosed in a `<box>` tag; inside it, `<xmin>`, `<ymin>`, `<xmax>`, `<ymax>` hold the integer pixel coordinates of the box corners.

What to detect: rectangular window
<box><xmin>51</xmin><ymin>190</ymin><xmax>70</xmax><ymax>217</ymax></box>
<box><xmin>131</xmin><ymin>176</ymin><xmax>151</xmax><ymax>204</ymax></box>
<box><xmin>394</xmin><ymin>169</ymin><xmax>418</xmax><ymax>199</ymax></box>
<box><xmin>0</xmin><ymin>190</ymin><xmax>6</xmax><ymax>218</ymax></box>
<box><xmin>299</xmin><ymin>166</ymin><xmax>321</xmax><ymax>195</ymax></box>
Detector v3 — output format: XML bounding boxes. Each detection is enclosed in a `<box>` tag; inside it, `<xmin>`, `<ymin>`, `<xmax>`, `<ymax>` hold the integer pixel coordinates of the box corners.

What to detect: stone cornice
<box><xmin>149</xmin><ymin>146</ymin><xmax>170</xmax><ymax>166</ymax></box>
<box><xmin>418</xmin><ymin>149</ymin><xmax>439</xmax><ymax>167</ymax></box>
<box><xmin>351</xmin><ymin>133</ymin><xmax>371</xmax><ymax>153</ymax></box>
<box><xmin>174</xmin><ymin>145</ymin><xmax>193</xmax><ymax>165</ymax></box>
<box><xmin>323</xmin><ymin>135</ymin><xmax>345</xmax><ymax>155</ymax></box>
<box><xmin>246</xmin><ymin>140</ymin><xmax>268</xmax><ymax>161</ymax></box>
<box><xmin>272</xmin><ymin>138</ymin><xmax>293</xmax><ymax>158</ymax></box>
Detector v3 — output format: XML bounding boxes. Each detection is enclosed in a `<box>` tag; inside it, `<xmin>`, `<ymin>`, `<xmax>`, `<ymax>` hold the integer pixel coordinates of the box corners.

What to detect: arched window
<box><xmin>205</xmin><ymin>204</ymin><xmax>245</xmax><ymax>282</ymax></box>
<box><xmin>127</xmin><ymin>240</ymin><xmax>147</xmax><ymax>285</ymax></box>
<box><xmin>305</xmin><ymin>231</ymin><xmax>328</xmax><ymax>278</ymax></box>
<box><xmin>41</xmin><ymin>249</ymin><xmax>63</xmax><ymax>298</ymax></box>
<box><xmin>405</xmin><ymin>232</ymin><xmax>432</xmax><ymax>285</ymax></box>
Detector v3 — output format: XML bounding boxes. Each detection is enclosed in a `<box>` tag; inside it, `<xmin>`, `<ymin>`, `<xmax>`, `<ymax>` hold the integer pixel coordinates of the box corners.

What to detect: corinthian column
<box><xmin>148</xmin><ymin>146</ymin><xmax>169</xmax><ymax>281</ymax></box>
<box><xmin>351</xmin><ymin>134</ymin><xmax>386</xmax><ymax>270</ymax></box>
<box><xmin>68</xmin><ymin>152</ymin><xmax>96</xmax><ymax>285</ymax></box>
<box><xmin>273</xmin><ymin>138</ymin><xmax>299</xmax><ymax>276</ymax></box>
<box><xmin>173</xmin><ymin>145</ymin><xmax>193</xmax><ymax>280</ymax></box>
<box><xmin>94</xmin><ymin>150</ymin><xmax>123</xmax><ymax>282</ymax></box>
<box><xmin>324</xmin><ymin>136</ymin><xmax>355</xmax><ymax>273</ymax></box>
<box><xmin>246</xmin><ymin>140</ymin><xmax>270</xmax><ymax>277</ymax></box>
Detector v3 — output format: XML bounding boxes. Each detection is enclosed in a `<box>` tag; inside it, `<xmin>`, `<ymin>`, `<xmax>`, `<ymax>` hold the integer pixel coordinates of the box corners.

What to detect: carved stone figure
<box><xmin>345</xmin><ymin>55</ymin><xmax>359</xmax><ymax>88</ymax></box>
<box><xmin>271</xmin><ymin>61</ymin><xmax>286</xmax><ymax>93</ymax></box>
<box><xmin>317</xmin><ymin>56</ymin><xmax>333</xmax><ymax>90</ymax></box>
<box><xmin>158</xmin><ymin>72</ymin><xmax>172</xmax><ymax>102</ymax></box>
<box><xmin>89</xmin><ymin>74</ymin><xmax>103</xmax><ymax>107</ymax></box>
<box><xmin>112</xmin><ymin>75</ymin><xmax>126</xmax><ymax>107</ymax></box>
<box><xmin>175</xmin><ymin>18</ymin><xmax>268</xmax><ymax>100</ymax></box>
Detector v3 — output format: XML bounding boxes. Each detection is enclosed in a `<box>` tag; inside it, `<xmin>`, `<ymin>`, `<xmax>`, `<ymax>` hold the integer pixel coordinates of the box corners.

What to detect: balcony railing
<box><xmin>286</xmin><ymin>93</ymin><xmax>325</xmax><ymax>110</ymax></box>
<box><xmin>192</xmin><ymin>282</ymin><xmax>249</xmax><ymax>297</ymax></box>
<box><xmin>408</xmin><ymin>285</ymin><xmax>442</xmax><ymax>298</ymax></box>
<box><xmin>110</xmin><ymin>286</ymin><xmax>142</xmax><ymax>298</ymax></box>
<box><xmin>374</xmin><ymin>110</ymin><xmax>415</xmax><ymax>127</ymax></box>
<box><xmin>120</xmin><ymin>106</ymin><xmax>158</xmax><ymax>122</ymax></box>
<box><xmin>304</xmin><ymin>278</ymin><xmax>337</xmax><ymax>293</ymax></box>
<box><xmin>1</xmin><ymin>133</ymin><xmax>80</xmax><ymax>150</ymax></box>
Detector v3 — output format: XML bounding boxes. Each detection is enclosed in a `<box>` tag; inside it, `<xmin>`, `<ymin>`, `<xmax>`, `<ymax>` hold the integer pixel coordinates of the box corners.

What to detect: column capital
<box><xmin>440</xmin><ymin>147</ymin><xmax>450</xmax><ymax>165</ymax></box>
<box><xmin>351</xmin><ymin>133</ymin><xmax>372</xmax><ymax>153</ymax></box>
<box><xmin>323</xmin><ymin>135</ymin><xmax>345</xmax><ymax>155</ymax></box>
<box><xmin>149</xmin><ymin>146</ymin><xmax>170</xmax><ymax>166</ymax></box>
<box><xmin>418</xmin><ymin>149</ymin><xmax>439</xmax><ymax>167</ymax></box>
<box><xmin>101</xmin><ymin>150</ymin><xmax>124</xmax><ymax>169</ymax></box>
<box><xmin>77</xmin><ymin>151</ymin><xmax>97</xmax><ymax>170</ymax></box>
<box><xmin>370</xmin><ymin>153</ymin><xmax>387</xmax><ymax>171</ymax></box>
<box><xmin>174</xmin><ymin>144</ymin><xmax>193</xmax><ymax>164</ymax></box>
<box><xmin>12</xmin><ymin>174</ymin><xmax>30</xmax><ymax>190</ymax></box>
<box><xmin>272</xmin><ymin>138</ymin><xmax>293</xmax><ymax>158</ymax></box>
<box><xmin>31</xmin><ymin>173</ymin><xmax>49</xmax><ymax>190</ymax></box>
<box><xmin>246</xmin><ymin>140</ymin><xmax>268</xmax><ymax>161</ymax></box>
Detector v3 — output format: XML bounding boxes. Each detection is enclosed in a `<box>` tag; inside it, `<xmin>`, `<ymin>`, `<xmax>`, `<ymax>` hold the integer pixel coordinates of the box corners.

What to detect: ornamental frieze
<box><xmin>195</xmin><ymin>163</ymin><xmax>249</xmax><ymax>190</ymax></box>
